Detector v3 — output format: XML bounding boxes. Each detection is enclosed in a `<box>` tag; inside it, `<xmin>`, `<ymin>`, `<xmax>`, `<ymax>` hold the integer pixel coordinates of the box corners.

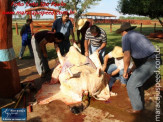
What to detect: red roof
<box><xmin>82</xmin><ymin>12</ymin><xmax>116</xmax><ymax>17</ymax></box>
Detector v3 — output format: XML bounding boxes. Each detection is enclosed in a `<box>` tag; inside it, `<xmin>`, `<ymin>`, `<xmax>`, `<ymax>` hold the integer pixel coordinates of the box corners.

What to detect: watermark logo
<box><xmin>154</xmin><ymin>45</ymin><xmax>162</xmax><ymax>122</ymax></box>
<box><xmin>2</xmin><ymin>108</ymin><xmax>26</xmax><ymax>121</ymax></box>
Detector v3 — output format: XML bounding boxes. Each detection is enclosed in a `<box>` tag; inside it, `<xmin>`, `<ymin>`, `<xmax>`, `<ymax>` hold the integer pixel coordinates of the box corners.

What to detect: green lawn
<box><xmin>12</xmin><ymin>22</ymin><xmax>163</xmax><ymax>75</ymax></box>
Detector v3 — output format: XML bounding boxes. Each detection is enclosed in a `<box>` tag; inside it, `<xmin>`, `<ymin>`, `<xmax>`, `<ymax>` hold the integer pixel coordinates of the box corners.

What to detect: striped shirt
<box><xmin>85</xmin><ymin>27</ymin><xmax>107</xmax><ymax>47</ymax></box>
<box><xmin>122</xmin><ymin>30</ymin><xmax>156</xmax><ymax>59</ymax></box>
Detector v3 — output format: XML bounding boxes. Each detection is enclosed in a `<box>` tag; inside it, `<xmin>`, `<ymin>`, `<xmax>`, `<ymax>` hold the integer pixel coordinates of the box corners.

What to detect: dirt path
<box><xmin>0</xmin><ymin>58</ymin><xmax>162</xmax><ymax>122</ymax></box>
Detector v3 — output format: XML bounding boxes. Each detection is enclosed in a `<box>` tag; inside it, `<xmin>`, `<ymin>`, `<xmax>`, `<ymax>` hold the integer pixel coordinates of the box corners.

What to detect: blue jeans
<box><xmin>58</xmin><ymin>38</ymin><xmax>70</xmax><ymax>56</ymax></box>
<box><xmin>89</xmin><ymin>44</ymin><xmax>105</xmax><ymax>64</ymax></box>
<box><xmin>107</xmin><ymin>64</ymin><xmax>129</xmax><ymax>89</ymax></box>
<box><xmin>19</xmin><ymin>44</ymin><xmax>33</xmax><ymax>58</ymax></box>
<box><xmin>127</xmin><ymin>59</ymin><xmax>156</xmax><ymax>110</ymax></box>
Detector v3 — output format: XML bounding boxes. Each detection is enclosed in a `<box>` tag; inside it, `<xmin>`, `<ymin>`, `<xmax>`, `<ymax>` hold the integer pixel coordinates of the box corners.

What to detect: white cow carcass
<box><xmin>36</xmin><ymin>46</ymin><xmax>112</xmax><ymax>113</ymax></box>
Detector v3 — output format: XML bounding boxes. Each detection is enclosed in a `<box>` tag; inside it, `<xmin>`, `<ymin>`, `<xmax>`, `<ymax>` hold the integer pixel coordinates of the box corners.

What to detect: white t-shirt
<box><xmin>108</xmin><ymin>52</ymin><xmax>133</xmax><ymax>70</ymax></box>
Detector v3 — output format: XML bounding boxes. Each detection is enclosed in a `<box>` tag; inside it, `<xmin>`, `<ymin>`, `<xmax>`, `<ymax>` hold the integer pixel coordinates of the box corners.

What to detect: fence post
<box><xmin>140</xmin><ymin>23</ymin><xmax>142</xmax><ymax>33</ymax></box>
<box><xmin>154</xmin><ymin>23</ymin><xmax>156</xmax><ymax>32</ymax></box>
<box><xmin>110</xmin><ymin>23</ymin><xmax>112</xmax><ymax>33</ymax></box>
<box><xmin>54</xmin><ymin>11</ymin><xmax>56</xmax><ymax>20</ymax></box>
<box><xmin>15</xmin><ymin>22</ymin><xmax>19</xmax><ymax>35</ymax></box>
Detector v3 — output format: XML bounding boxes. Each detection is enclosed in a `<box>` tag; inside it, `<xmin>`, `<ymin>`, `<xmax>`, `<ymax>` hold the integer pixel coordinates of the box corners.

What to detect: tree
<box><xmin>117</xmin><ymin>0</ymin><xmax>163</xmax><ymax>27</ymax></box>
<box><xmin>63</xmin><ymin>0</ymin><xmax>102</xmax><ymax>27</ymax></box>
<box><xmin>24</xmin><ymin>14</ymin><xmax>30</xmax><ymax>19</ymax></box>
<box><xmin>35</xmin><ymin>14</ymin><xmax>41</xmax><ymax>20</ymax></box>
<box><xmin>18</xmin><ymin>14</ymin><xmax>22</xmax><ymax>19</ymax></box>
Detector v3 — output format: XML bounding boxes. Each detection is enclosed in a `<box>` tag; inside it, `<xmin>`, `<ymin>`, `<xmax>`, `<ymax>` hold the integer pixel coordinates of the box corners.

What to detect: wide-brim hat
<box><xmin>77</xmin><ymin>19</ymin><xmax>88</xmax><ymax>30</ymax></box>
<box><xmin>111</xmin><ymin>46</ymin><xmax>124</xmax><ymax>58</ymax></box>
<box><xmin>116</xmin><ymin>22</ymin><xmax>137</xmax><ymax>33</ymax></box>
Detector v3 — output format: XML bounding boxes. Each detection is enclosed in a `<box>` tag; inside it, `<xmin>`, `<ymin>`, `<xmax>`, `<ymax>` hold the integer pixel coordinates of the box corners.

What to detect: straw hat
<box><xmin>77</xmin><ymin>19</ymin><xmax>88</xmax><ymax>30</ymax></box>
<box><xmin>111</xmin><ymin>46</ymin><xmax>124</xmax><ymax>58</ymax></box>
<box><xmin>116</xmin><ymin>22</ymin><xmax>137</xmax><ymax>33</ymax></box>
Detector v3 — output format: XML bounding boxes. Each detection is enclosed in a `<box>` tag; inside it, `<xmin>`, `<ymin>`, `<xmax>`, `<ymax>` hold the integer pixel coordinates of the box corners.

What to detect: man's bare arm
<box><xmin>123</xmin><ymin>51</ymin><xmax>131</xmax><ymax>79</ymax></box>
<box><xmin>39</xmin><ymin>38</ymin><xmax>48</xmax><ymax>58</ymax></box>
<box><xmin>84</xmin><ymin>39</ymin><xmax>89</xmax><ymax>56</ymax></box>
<box><xmin>96</xmin><ymin>42</ymin><xmax>107</xmax><ymax>52</ymax></box>
<box><xmin>102</xmin><ymin>54</ymin><xmax>109</xmax><ymax>71</ymax></box>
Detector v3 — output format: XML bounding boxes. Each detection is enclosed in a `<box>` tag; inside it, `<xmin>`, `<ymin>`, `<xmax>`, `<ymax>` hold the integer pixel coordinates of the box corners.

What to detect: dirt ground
<box><xmin>0</xmin><ymin>58</ymin><xmax>163</xmax><ymax>122</ymax></box>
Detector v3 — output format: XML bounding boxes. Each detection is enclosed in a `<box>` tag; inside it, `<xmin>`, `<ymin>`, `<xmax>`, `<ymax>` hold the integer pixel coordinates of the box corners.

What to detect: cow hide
<box><xmin>36</xmin><ymin>46</ymin><xmax>112</xmax><ymax>108</ymax></box>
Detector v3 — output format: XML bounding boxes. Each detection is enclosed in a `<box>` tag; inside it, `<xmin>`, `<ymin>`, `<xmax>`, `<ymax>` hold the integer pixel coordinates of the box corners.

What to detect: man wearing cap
<box><xmin>52</xmin><ymin>11</ymin><xmax>75</xmax><ymax>56</ymax></box>
<box><xmin>77</xmin><ymin>19</ymin><xmax>91</xmax><ymax>55</ymax></box>
<box><xmin>103</xmin><ymin>46</ymin><xmax>133</xmax><ymax>88</ymax></box>
<box><xmin>116</xmin><ymin>22</ymin><xmax>156</xmax><ymax>113</ymax></box>
<box><xmin>85</xmin><ymin>25</ymin><xmax>107</xmax><ymax>63</ymax></box>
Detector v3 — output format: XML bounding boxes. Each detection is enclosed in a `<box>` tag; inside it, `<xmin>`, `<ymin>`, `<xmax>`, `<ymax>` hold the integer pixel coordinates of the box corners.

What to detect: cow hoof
<box><xmin>70</xmin><ymin>105</ymin><xmax>84</xmax><ymax>114</ymax></box>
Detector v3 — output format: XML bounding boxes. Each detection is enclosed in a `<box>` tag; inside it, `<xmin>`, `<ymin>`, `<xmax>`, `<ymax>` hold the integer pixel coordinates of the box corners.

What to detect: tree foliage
<box><xmin>12</xmin><ymin>0</ymin><xmax>102</xmax><ymax>26</ymax></box>
<box><xmin>18</xmin><ymin>14</ymin><xmax>22</xmax><ymax>19</ymax></box>
<box><xmin>118</xmin><ymin>16</ymin><xmax>159</xmax><ymax>20</ymax></box>
<box><xmin>34</xmin><ymin>14</ymin><xmax>41</xmax><ymax>19</ymax></box>
<box><xmin>63</xmin><ymin>0</ymin><xmax>102</xmax><ymax>23</ymax></box>
<box><xmin>117</xmin><ymin>0</ymin><xmax>163</xmax><ymax>26</ymax></box>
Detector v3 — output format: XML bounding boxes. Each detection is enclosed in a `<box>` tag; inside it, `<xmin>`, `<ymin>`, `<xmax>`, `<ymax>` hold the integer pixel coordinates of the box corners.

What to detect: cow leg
<box><xmin>96</xmin><ymin>67</ymin><xmax>102</xmax><ymax>77</ymax></box>
<box><xmin>69</xmin><ymin>91</ymin><xmax>90</xmax><ymax>114</ymax></box>
<box><xmin>56</xmin><ymin>48</ymin><xmax>65</xmax><ymax>66</ymax></box>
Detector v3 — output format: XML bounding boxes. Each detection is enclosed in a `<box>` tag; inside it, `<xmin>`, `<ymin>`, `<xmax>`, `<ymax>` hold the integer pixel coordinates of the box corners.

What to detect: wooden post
<box><xmin>154</xmin><ymin>23</ymin><xmax>156</xmax><ymax>32</ymax></box>
<box><xmin>29</xmin><ymin>12</ymin><xmax>32</xmax><ymax>19</ymax></box>
<box><xmin>54</xmin><ymin>11</ymin><xmax>56</xmax><ymax>20</ymax></box>
<box><xmin>140</xmin><ymin>23</ymin><xmax>142</xmax><ymax>33</ymax></box>
<box><xmin>0</xmin><ymin>0</ymin><xmax>21</xmax><ymax>98</ymax></box>
<box><xmin>29</xmin><ymin>12</ymin><xmax>34</xmax><ymax>34</ymax></box>
<box><xmin>73</xmin><ymin>20</ymin><xmax>76</xmax><ymax>32</ymax></box>
<box><xmin>110</xmin><ymin>23</ymin><xmax>112</xmax><ymax>32</ymax></box>
<box><xmin>15</xmin><ymin>22</ymin><xmax>19</xmax><ymax>35</ymax></box>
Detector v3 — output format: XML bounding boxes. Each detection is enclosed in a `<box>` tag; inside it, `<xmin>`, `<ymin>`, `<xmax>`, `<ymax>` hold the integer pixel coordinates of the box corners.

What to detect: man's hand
<box><xmin>96</xmin><ymin>49</ymin><xmax>100</xmax><ymax>53</ymax></box>
<box><xmin>102</xmin><ymin>65</ymin><xmax>106</xmax><ymax>72</ymax></box>
<box><xmin>70</xmin><ymin>39</ymin><xmax>75</xmax><ymax>44</ymax></box>
<box><xmin>55</xmin><ymin>46</ymin><xmax>60</xmax><ymax>53</ymax></box>
<box><xmin>85</xmin><ymin>51</ymin><xmax>89</xmax><ymax>57</ymax></box>
<box><xmin>123</xmin><ymin>72</ymin><xmax>128</xmax><ymax>79</ymax></box>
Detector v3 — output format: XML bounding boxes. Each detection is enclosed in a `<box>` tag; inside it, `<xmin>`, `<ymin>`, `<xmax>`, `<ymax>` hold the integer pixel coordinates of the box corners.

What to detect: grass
<box><xmin>12</xmin><ymin>22</ymin><xmax>163</xmax><ymax>75</ymax></box>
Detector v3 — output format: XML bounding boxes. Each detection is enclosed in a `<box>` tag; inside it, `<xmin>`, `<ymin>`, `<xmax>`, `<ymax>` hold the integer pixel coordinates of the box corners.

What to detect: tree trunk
<box><xmin>0</xmin><ymin>0</ymin><xmax>21</xmax><ymax>98</ymax></box>
<box><xmin>157</xmin><ymin>17</ymin><xmax>163</xmax><ymax>29</ymax></box>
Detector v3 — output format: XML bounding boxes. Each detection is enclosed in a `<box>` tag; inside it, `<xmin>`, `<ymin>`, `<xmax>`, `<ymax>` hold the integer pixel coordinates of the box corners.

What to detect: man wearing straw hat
<box><xmin>85</xmin><ymin>25</ymin><xmax>107</xmax><ymax>63</ymax></box>
<box><xmin>116</xmin><ymin>22</ymin><xmax>156</xmax><ymax>113</ymax></box>
<box><xmin>77</xmin><ymin>19</ymin><xmax>91</xmax><ymax>55</ymax></box>
<box><xmin>103</xmin><ymin>46</ymin><xmax>133</xmax><ymax>88</ymax></box>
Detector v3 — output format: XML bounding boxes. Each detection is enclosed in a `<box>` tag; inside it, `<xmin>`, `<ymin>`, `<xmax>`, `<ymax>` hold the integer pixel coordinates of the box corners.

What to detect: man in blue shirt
<box><xmin>116</xmin><ymin>22</ymin><xmax>156</xmax><ymax>113</ymax></box>
<box><xmin>52</xmin><ymin>11</ymin><xmax>75</xmax><ymax>55</ymax></box>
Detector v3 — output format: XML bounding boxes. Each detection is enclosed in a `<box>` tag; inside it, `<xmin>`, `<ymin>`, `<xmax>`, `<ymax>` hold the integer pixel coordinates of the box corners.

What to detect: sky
<box><xmin>14</xmin><ymin>0</ymin><xmax>126</xmax><ymax>19</ymax></box>
<box><xmin>87</xmin><ymin>0</ymin><xmax>122</xmax><ymax>18</ymax></box>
